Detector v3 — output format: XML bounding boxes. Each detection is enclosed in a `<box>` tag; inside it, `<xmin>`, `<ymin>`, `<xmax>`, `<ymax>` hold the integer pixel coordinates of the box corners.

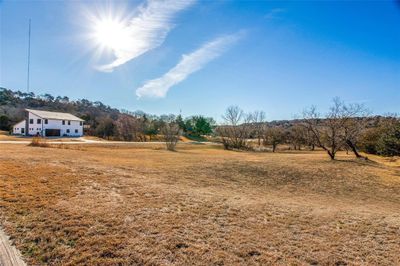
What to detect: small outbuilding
<box><xmin>12</xmin><ymin>120</ymin><xmax>26</xmax><ymax>135</ymax></box>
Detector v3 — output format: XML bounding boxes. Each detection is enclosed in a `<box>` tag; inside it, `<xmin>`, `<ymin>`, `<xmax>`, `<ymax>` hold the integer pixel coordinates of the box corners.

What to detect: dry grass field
<box><xmin>0</xmin><ymin>143</ymin><xmax>400</xmax><ymax>265</ymax></box>
<box><xmin>0</xmin><ymin>131</ymin><xmax>28</xmax><ymax>141</ymax></box>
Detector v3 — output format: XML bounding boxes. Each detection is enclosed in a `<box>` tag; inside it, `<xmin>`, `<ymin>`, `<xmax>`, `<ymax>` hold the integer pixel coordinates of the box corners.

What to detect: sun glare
<box><xmin>93</xmin><ymin>18</ymin><xmax>128</xmax><ymax>50</ymax></box>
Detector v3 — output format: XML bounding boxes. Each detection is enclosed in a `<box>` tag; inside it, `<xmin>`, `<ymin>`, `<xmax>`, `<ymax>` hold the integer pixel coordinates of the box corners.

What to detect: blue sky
<box><xmin>1</xmin><ymin>0</ymin><xmax>399</xmax><ymax>121</ymax></box>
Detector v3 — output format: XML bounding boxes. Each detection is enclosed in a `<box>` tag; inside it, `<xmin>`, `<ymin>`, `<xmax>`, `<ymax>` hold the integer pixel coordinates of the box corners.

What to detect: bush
<box><xmin>216</xmin><ymin>106</ymin><xmax>252</xmax><ymax>151</ymax></box>
<box><xmin>359</xmin><ymin>128</ymin><xmax>381</xmax><ymax>154</ymax></box>
<box><xmin>359</xmin><ymin>120</ymin><xmax>400</xmax><ymax>156</ymax></box>
<box><xmin>376</xmin><ymin>123</ymin><xmax>400</xmax><ymax>156</ymax></box>
<box><xmin>216</xmin><ymin>125</ymin><xmax>250</xmax><ymax>150</ymax></box>
<box><xmin>29</xmin><ymin>136</ymin><xmax>49</xmax><ymax>147</ymax></box>
<box><xmin>161</xmin><ymin>123</ymin><xmax>181</xmax><ymax>151</ymax></box>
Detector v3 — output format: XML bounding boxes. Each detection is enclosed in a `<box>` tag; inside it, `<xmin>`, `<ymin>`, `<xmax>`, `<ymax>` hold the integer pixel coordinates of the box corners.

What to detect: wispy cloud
<box><xmin>136</xmin><ymin>32</ymin><xmax>243</xmax><ymax>98</ymax></box>
<box><xmin>97</xmin><ymin>0</ymin><xmax>195</xmax><ymax>72</ymax></box>
<box><xmin>264</xmin><ymin>8</ymin><xmax>285</xmax><ymax>20</ymax></box>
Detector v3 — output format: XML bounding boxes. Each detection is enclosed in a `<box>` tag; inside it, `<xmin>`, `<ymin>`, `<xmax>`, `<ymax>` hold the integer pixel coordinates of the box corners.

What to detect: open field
<box><xmin>0</xmin><ymin>143</ymin><xmax>400</xmax><ymax>265</ymax></box>
<box><xmin>0</xmin><ymin>131</ymin><xmax>34</xmax><ymax>142</ymax></box>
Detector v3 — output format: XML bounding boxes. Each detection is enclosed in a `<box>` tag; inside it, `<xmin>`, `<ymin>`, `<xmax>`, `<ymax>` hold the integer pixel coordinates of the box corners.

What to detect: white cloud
<box><xmin>97</xmin><ymin>0</ymin><xmax>195</xmax><ymax>72</ymax></box>
<box><xmin>136</xmin><ymin>33</ymin><xmax>242</xmax><ymax>98</ymax></box>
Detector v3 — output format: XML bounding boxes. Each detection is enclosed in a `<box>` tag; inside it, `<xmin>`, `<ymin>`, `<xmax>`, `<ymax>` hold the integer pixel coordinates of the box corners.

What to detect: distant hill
<box><xmin>265</xmin><ymin>117</ymin><xmax>391</xmax><ymax>129</ymax></box>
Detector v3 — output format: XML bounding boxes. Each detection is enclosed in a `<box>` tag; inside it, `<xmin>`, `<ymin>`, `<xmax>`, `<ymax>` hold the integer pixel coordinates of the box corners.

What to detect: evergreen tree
<box><xmin>377</xmin><ymin>122</ymin><xmax>400</xmax><ymax>156</ymax></box>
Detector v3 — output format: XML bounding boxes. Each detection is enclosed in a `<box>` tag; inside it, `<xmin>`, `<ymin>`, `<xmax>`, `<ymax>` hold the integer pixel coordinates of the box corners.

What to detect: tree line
<box><xmin>1</xmin><ymin>88</ymin><xmax>398</xmax><ymax>156</ymax></box>
<box><xmin>0</xmin><ymin>88</ymin><xmax>214</xmax><ymax>145</ymax></box>
<box><xmin>216</xmin><ymin>98</ymin><xmax>400</xmax><ymax>159</ymax></box>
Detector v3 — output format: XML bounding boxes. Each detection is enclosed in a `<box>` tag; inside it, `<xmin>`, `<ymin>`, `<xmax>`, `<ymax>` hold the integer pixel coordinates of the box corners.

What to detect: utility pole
<box><xmin>27</xmin><ymin>19</ymin><xmax>31</xmax><ymax>93</ymax></box>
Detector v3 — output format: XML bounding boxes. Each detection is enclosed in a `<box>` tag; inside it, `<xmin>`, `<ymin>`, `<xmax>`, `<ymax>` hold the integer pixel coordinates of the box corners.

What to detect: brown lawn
<box><xmin>0</xmin><ymin>143</ymin><xmax>399</xmax><ymax>265</ymax></box>
<box><xmin>0</xmin><ymin>131</ymin><xmax>28</xmax><ymax>141</ymax></box>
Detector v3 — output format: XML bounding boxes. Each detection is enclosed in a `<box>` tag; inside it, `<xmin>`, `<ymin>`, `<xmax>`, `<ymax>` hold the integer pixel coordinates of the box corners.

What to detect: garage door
<box><xmin>45</xmin><ymin>129</ymin><xmax>61</xmax><ymax>137</ymax></box>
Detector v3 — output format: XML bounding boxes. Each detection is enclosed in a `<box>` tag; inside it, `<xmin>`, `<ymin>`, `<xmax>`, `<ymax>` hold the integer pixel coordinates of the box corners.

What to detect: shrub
<box><xmin>376</xmin><ymin>123</ymin><xmax>400</xmax><ymax>156</ymax></box>
<box><xmin>216</xmin><ymin>125</ymin><xmax>251</xmax><ymax>150</ymax></box>
<box><xmin>359</xmin><ymin>127</ymin><xmax>381</xmax><ymax>154</ymax></box>
<box><xmin>359</xmin><ymin>119</ymin><xmax>400</xmax><ymax>156</ymax></box>
<box><xmin>262</xmin><ymin>126</ymin><xmax>285</xmax><ymax>152</ymax></box>
<box><xmin>216</xmin><ymin>106</ymin><xmax>252</xmax><ymax>151</ymax></box>
<box><xmin>29</xmin><ymin>136</ymin><xmax>49</xmax><ymax>147</ymax></box>
<box><xmin>161</xmin><ymin>123</ymin><xmax>181</xmax><ymax>151</ymax></box>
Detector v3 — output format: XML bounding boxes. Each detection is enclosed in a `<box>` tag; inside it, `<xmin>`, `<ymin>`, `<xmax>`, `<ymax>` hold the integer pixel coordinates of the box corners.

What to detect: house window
<box><xmin>37</xmin><ymin>119</ymin><xmax>41</xmax><ymax>124</ymax></box>
<box><xmin>29</xmin><ymin>119</ymin><xmax>33</xmax><ymax>124</ymax></box>
<box><xmin>45</xmin><ymin>119</ymin><xmax>48</xmax><ymax>124</ymax></box>
<box><xmin>68</xmin><ymin>121</ymin><xmax>71</xmax><ymax>125</ymax></box>
<box><xmin>75</xmin><ymin>129</ymin><xmax>78</xmax><ymax>133</ymax></box>
<box><xmin>66</xmin><ymin>129</ymin><xmax>70</xmax><ymax>133</ymax></box>
<box><xmin>79</xmin><ymin>121</ymin><xmax>83</xmax><ymax>126</ymax></box>
<box><xmin>62</xmin><ymin>120</ymin><xmax>65</xmax><ymax>125</ymax></box>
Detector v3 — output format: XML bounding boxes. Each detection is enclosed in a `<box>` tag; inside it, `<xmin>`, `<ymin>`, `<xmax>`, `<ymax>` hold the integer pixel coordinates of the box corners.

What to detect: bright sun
<box><xmin>93</xmin><ymin>18</ymin><xmax>127</xmax><ymax>50</ymax></box>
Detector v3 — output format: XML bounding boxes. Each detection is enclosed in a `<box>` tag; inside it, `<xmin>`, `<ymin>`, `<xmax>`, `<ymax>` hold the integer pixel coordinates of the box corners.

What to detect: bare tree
<box><xmin>161</xmin><ymin>122</ymin><xmax>181</xmax><ymax>151</ymax></box>
<box><xmin>116</xmin><ymin>114</ymin><xmax>146</xmax><ymax>141</ymax></box>
<box><xmin>304</xmin><ymin>126</ymin><xmax>317</xmax><ymax>150</ymax></box>
<box><xmin>223</xmin><ymin>106</ymin><xmax>244</xmax><ymax>126</ymax></box>
<box><xmin>288</xmin><ymin>124</ymin><xmax>307</xmax><ymax>150</ymax></box>
<box><xmin>262</xmin><ymin>126</ymin><xmax>285</xmax><ymax>152</ymax></box>
<box><xmin>216</xmin><ymin>106</ymin><xmax>252</xmax><ymax>150</ymax></box>
<box><xmin>302</xmin><ymin>104</ymin><xmax>342</xmax><ymax>160</ymax></box>
<box><xmin>116</xmin><ymin>115</ymin><xmax>136</xmax><ymax>141</ymax></box>
<box><xmin>249</xmin><ymin>110</ymin><xmax>266</xmax><ymax>146</ymax></box>
<box><xmin>302</xmin><ymin>98</ymin><xmax>369</xmax><ymax>160</ymax></box>
<box><xmin>340</xmin><ymin>103</ymin><xmax>369</xmax><ymax>158</ymax></box>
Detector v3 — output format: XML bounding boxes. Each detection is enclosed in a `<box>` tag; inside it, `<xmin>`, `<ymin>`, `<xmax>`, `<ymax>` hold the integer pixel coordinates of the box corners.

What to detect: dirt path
<box><xmin>0</xmin><ymin>228</ymin><xmax>26</xmax><ymax>266</ymax></box>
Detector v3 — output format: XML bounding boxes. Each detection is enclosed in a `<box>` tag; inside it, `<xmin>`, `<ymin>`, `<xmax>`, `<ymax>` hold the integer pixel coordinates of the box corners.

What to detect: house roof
<box><xmin>13</xmin><ymin>120</ymin><xmax>25</xmax><ymax>126</ymax></box>
<box><xmin>25</xmin><ymin>109</ymin><xmax>84</xmax><ymax>121</ymax></box>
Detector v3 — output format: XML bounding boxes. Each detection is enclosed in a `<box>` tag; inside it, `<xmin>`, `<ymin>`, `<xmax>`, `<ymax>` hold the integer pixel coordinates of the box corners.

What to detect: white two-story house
<box><xmin>13</xmin><ymin>109</ymin><xmax>84</xmax><ymax>137</ymax></box>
